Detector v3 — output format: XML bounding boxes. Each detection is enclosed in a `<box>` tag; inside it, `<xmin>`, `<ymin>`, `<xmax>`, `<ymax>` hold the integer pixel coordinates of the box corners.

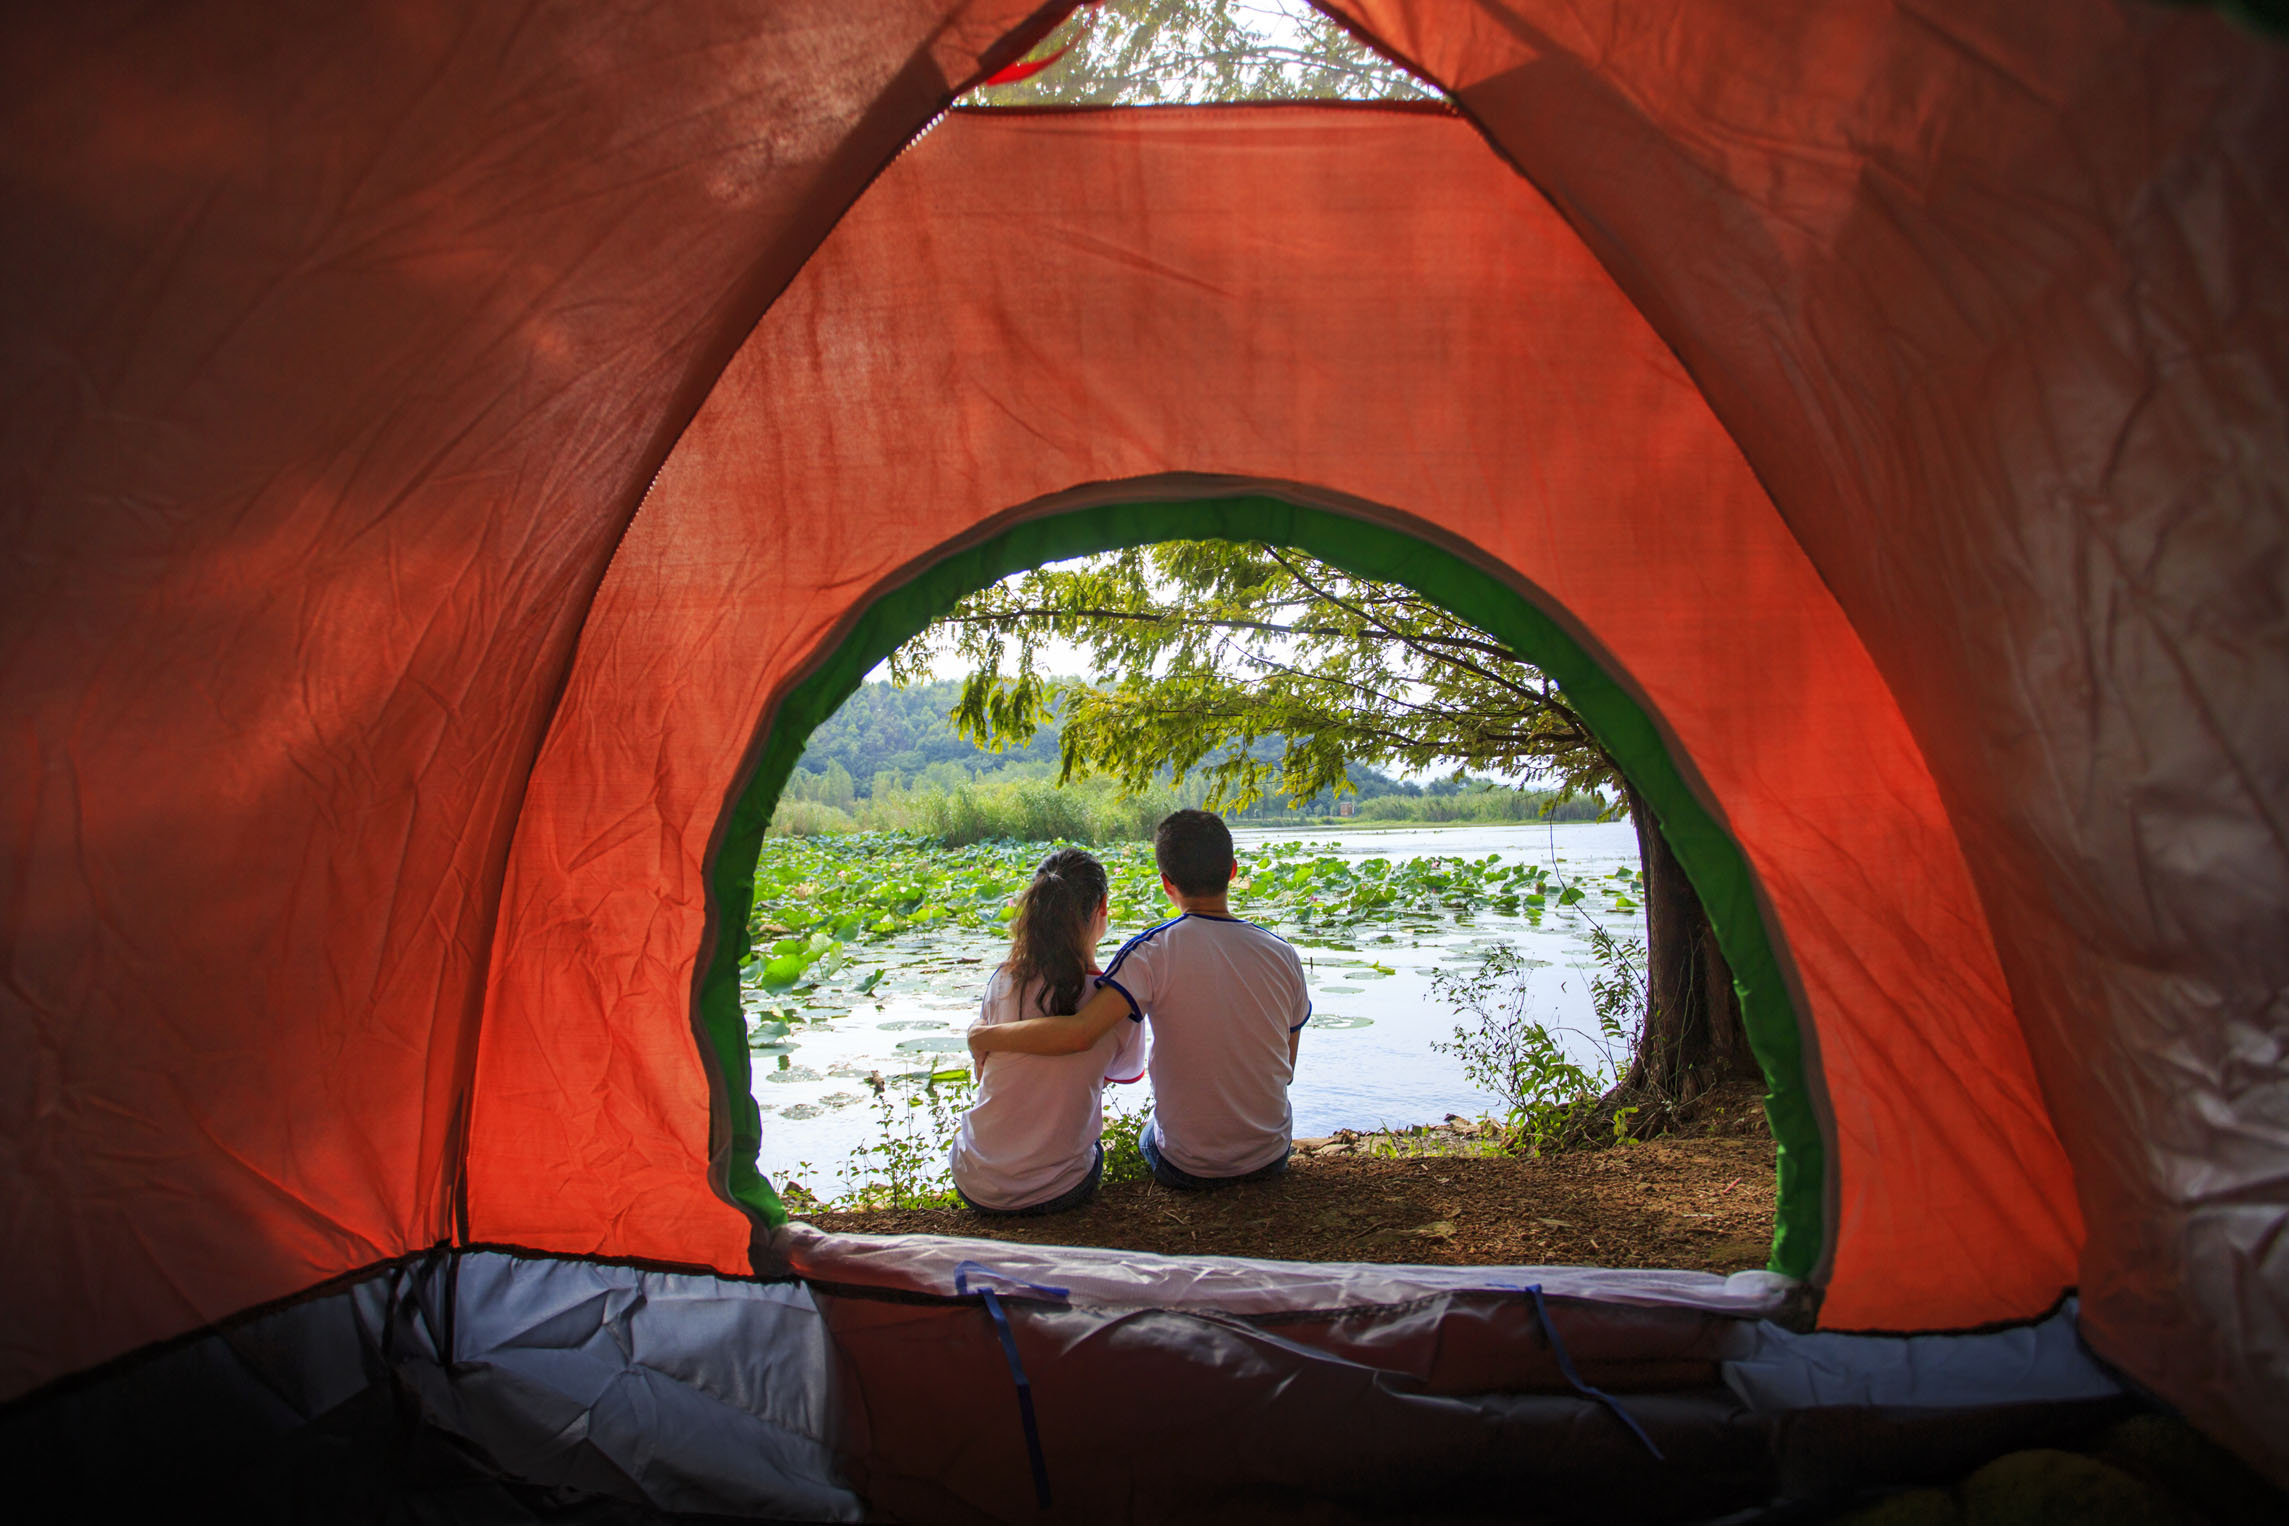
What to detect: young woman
<box><xmin>949</xmin><ymin>848</ymin><xmax>1146</xmax><ymax>1215</ymax></box>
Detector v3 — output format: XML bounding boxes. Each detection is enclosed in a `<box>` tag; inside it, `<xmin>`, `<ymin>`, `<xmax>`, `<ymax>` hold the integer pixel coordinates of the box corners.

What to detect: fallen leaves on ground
<box><xmin>807</xmin><ymin>1135</ymin><xmax>1776</xmax><ymax>1270</ymax></box>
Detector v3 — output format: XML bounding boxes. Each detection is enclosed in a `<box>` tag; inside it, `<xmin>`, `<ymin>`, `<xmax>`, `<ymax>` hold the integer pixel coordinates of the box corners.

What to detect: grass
<box><xmin>770</xmin><ymin>773</ymin><xmax>1186</xmax><ymax>846</ymax></box>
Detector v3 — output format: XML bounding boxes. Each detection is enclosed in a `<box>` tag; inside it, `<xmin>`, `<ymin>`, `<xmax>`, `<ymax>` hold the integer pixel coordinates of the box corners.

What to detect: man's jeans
<box><xmin>1138</xmin><ymin>1112</ymin><xmax>1291</xmax><ymax>1191</ymax></box>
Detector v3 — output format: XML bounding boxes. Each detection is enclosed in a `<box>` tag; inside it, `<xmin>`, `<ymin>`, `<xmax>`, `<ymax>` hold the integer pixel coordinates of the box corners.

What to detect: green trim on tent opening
<box><xmin>696</xmin><ymin>495</ymin><xmax>1826</xmax><ymax>1281</ymax></box>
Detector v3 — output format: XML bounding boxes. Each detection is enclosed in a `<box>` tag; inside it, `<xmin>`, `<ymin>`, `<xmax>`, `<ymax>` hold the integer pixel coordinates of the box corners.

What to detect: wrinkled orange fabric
<box><xmin>475</xmin><ymin>106</ymin><xmax>2082</xmax><ymax>1332</ymax></box>
<box><xmin>1322</xmin><ymin>0</ymin><xmax>2287</xmax><ymax>1470</ymax></box>
<box><xmin>0</xmin><ymin>0</ymin><xmax>1059</xmax><ymax>1401</ymax></box>
<box><xmin>5</xmin><ymin>0</ymin><xmax>2276</xmax><ymax>1480</ymax></box>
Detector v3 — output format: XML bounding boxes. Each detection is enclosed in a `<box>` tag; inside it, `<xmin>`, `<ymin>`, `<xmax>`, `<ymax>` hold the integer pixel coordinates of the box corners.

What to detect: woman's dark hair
<box><xmin>1006</xmin><ymin>847</ymin><xmax>1110</xmax><ymax>1016</ymax></box>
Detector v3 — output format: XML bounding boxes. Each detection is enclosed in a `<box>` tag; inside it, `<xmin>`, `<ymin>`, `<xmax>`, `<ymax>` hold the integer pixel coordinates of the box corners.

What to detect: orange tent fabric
<box><xmin>1322</xmin><ymin>0</ymin><xmax>2289</xmax><ymax>1466</ymax></box>
<box><xmin>0</xmin><ymin>0</ymin><xmax>1059</xmax><ymax>1401</ymax></box>
<box><xmin>473</xmin><ymin>105</ymin><xmax>2081</xmax><ymax>1332</ymax></box>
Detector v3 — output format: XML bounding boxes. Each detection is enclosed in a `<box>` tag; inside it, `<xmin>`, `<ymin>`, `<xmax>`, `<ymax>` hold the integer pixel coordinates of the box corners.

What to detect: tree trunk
<box><xmin>1619</xmin><ymin>781</ymin><xmax>1758</xmax><ymax>1105</ymax></box>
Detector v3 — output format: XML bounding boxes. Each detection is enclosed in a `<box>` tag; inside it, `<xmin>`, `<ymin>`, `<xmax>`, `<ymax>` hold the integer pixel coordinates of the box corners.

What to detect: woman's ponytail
<box><xmin>1005</xmin><ymin>847</ymin><xmax>1109</xmax><ymax>1016</ymax></box>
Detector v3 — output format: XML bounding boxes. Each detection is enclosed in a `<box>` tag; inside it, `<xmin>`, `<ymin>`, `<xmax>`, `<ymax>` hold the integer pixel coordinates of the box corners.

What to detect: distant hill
<box><xmin>791</xmin><ymin>680</ymin><xmax>1063</xmax><ymax>792</ymax></box>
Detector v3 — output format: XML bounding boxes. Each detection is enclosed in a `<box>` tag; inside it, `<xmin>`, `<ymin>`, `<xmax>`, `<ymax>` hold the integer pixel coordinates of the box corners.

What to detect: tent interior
<box><xmin>2</xmin><ymin>1</ymin><xmax>2283</xmax><ymax>1519</ymax></box>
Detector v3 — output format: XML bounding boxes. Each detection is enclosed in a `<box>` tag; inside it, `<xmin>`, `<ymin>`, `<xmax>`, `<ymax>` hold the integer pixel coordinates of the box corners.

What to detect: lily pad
<box><xmin>877</xmin><ymin>1019</ymin><xmax>949</xmax><ymax>1032</ymax></box>
<box><xmin>764</xmin><ymin>1066</ymin><xmax>821</xmax><ymax>1084</ymax></box>
<box><xmin>894</xmin><ymin>1036</ymin><xmax>969</xmax><ymax>1054</ymax></box>
<box><xmin>778</xmin><ymin>1103</ymin><xmax>824</xmax><ymax>1120</ymax></box>
<box><xmin>1316</xmin><ymin>984</ymin><xmax>1365</xmax><ymax>995</ymax></box>
<box><xmin>1310</xmin><ymin>1014</ymin><xmax>1374</xmax><ymax>1030</ymax></box>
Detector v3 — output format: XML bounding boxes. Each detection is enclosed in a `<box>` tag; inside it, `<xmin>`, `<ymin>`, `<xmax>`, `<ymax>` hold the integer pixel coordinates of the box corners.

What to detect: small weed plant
<box><xmin>1100</xmin><ymin>1095</ymin><xmax>1154</xmax><ymax>1187</ymax></box>
<box><xmin>1432</xmin><ymin>921</ymin><xmax>1646</xmax><ymax>1154</ymax></box>
<box><xmin>829</xmin><ymin>1066</ymin><xmax>1155</xmax><ymax>1211</ymax></box>
<box><xmin>1583</xmin><ymin>922</ymin><xmax>1650</xmax><ymax>1062</ymax></box>
<box><xmin>842</xmin><ymin>1071</ymin><xmax>970</xmax><ymax>1211</ymax></box>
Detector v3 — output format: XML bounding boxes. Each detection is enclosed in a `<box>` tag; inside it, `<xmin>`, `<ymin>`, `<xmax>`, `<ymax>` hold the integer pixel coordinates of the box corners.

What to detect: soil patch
<box><xmin>806</xmin><ymin>1133</ymin><xmax>1776</xmax><ymax>1270</ymax></box>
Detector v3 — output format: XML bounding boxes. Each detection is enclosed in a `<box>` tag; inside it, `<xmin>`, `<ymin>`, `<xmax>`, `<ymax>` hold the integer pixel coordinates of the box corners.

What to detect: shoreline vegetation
<box><xmin>767</xmin><ymin>678</ymin><xmax>1610</xmax><ymax>845</ymax></box>
<box><xmin>771</xmin><ymin>772</ymin><xmax>1608</xmax><ymax>844</ymax></box>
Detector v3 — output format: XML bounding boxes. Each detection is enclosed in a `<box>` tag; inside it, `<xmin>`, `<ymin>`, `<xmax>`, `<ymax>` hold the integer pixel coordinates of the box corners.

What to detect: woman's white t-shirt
<box><xmin>949</xmin><ymin>967</ymin><xmax>1147</xmax><ymax>1211</ymax></box>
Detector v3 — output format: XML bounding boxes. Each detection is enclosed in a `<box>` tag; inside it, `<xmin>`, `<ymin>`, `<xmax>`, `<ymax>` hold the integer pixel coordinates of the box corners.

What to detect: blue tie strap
<box><xmin>954</xmin><ymin>1261</ymin><xmax>1070</xmax><ymax>1508</ymax></box>
<box><xmin>1499</xmin><ymin>1282</ymin><xmax>1668</xmax><ymax>1461</ymax></box>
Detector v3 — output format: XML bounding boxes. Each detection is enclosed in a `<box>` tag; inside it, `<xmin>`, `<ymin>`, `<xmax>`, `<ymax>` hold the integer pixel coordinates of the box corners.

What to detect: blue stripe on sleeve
<box><xmin>1094</xmin><ymin>974</ymin><xmax>1144</xmax><ymax>1022</ymax></box>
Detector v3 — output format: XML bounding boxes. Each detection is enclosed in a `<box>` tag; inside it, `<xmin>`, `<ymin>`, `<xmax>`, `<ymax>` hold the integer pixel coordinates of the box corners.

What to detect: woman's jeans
<box><xmin>957</xmin><ymin>1142</ymin><xmax>1104</xmax><ymax>1216</ymax></box>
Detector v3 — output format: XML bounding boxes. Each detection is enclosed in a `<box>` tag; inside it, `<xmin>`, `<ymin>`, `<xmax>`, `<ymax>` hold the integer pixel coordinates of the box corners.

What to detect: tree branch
<box><xmin>1259</xmin><ymin>545</ymin><xmax>1545</xmax><ymax>700</ymax></box>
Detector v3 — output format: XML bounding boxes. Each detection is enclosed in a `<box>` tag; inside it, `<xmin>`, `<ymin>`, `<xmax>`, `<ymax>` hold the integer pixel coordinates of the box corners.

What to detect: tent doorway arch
<box><xmin>695</xmin><ymin>485</ymin><xmax>1829</xmax><ymax>1280</ymax></box>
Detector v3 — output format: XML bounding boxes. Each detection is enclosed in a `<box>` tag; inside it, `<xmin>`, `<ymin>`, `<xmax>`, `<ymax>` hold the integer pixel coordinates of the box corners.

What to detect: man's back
<box><xmin>1100</xmin><ymin>912</ymin><xmax>1310</xmax><ymax>1178</ymax></box>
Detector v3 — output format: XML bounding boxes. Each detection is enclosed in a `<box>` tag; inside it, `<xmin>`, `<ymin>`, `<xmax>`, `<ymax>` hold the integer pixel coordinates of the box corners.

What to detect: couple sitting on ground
<box><xmin>950</xmin><ymin>809</ymin><xmax>1312</xmax><ymax>1215</ymax></box>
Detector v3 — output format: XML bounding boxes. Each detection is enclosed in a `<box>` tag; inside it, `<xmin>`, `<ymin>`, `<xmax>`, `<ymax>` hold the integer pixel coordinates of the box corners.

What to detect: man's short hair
<box><xmin>1155</xmin><ymin>809</ymin><xmax>1235</xmax><ymax>897</ymax></box>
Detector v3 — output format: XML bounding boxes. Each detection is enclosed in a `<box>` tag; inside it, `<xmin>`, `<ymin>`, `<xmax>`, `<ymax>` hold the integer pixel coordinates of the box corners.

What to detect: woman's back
<box><xmin>950</xmin><ymin>967</ymin><xmax>1146</xmax><ymax>1211</ymax></box>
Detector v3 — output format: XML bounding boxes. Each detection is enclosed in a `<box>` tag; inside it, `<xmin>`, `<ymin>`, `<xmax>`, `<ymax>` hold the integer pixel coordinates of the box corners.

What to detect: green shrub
<box><xmin>907</xmin><ymin>775</ymin><xmax>1181</xmax><ymax>846</ymax></box>
<box><xmin>839</xmin><ymin>1073</ymin><xmax>968</xmax><ymax>1211</ymax></box>
<box><xmin>1354</xmin><ymin>788</ymin><xmax>1607</xmax><ymax>824</ymax></box>
<box><xmin>768</xmin><ymin>799</ymin><xmax>858</xmax><ymax>836</ymax></box>
<box><xmin>1430</xmin><ymin>937</ymin><xmax>1638</xmax><ymax>1153</ymax></box>
<box><xmin>771</xmin><ymin>769</ymin><xmax>1182</xmax><ymax>845</ymax></box>
<box><xmin>1100</xmin><ymin>1096</ymin><xmax>1153</xmax><ymax>1186</ymax></box>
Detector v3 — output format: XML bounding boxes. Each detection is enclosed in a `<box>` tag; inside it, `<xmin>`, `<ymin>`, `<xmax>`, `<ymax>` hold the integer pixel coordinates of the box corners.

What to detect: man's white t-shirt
<box><xmin>950</xmin><ymin>967</ymin><xmax>1147</xmax><ymax>1211</ymax></box>
<box><xmin>1097</xmin><ymin>913</ymin><xmax>1311</xmax><ymax>1178</ymax></box>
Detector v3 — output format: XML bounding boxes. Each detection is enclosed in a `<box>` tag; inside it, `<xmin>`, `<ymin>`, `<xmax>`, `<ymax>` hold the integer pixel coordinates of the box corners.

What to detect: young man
<box><xmin>966</xmin><ymin>809</ymin><xmax>1310</xmax><ymax>1189</ymax></box>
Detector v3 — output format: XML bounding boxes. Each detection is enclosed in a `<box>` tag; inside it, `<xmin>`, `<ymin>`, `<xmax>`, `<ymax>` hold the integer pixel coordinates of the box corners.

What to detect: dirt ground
<box><xmin>806</xmin><ymin>1129</ymin><xmax>1777</xmax><ymax>1271</ymax></box>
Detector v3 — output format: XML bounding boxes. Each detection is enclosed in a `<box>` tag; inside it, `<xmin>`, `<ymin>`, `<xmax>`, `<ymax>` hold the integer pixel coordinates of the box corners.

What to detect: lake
<box><xmin>751</xmin><ymin>819</ymin><xmax>1648</xmax><ymax>1200</ymax></box>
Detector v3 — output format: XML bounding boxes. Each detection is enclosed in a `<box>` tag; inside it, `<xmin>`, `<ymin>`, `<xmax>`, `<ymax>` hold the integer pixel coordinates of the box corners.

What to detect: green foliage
<box><xmin>900</xmin><ymin>774</ymin><xmax>1178</xmax><ymax>847</ymax></box>
<box><xmin>773</xmin><ymin>759</ymin><xmax>1597</xmax><ymax>841</ymax></box>
<box><xmin>1585</xmin><ymin>923</ymin><xmax>1650</xmax><ymax>1051</ymax></box>
<box><xmin>774</xmin><ymin>773</ymin><xmax>1138</xmax><ymax>842</ymax></box>
<box><xmin>969</xmin><ymin>0</ymin><xmax>1431</xmax><ymax>108</ymax></box>
<box><xmin>829</xmin><ymin>1077</ymin><xmax>1151</xmax><ymax>1214</ymax></box>
<box><xmin>769</xmin><ymin>799</ymin><xmax>862</xmax><ymax>837</ymax></box>
<box><xmin>1430</xmin><ymin>916</ymin><xmax>1645</xmax><ymax>1153</ymax></box>
<box><xmin>1430</xmin><ymin>946</ymin><xmax>1610</xmax><ymax>1153</ymax></box>
<box><xmin>774</xmin><ymin>674</ymin><xmax>1603</xmax><ymax>839</ymax></box>
<box><xmin>1355</xmin><ymin>788</ymin><xmax>1605</xmax><ymax>825</ymax></box>
<box><xmin>841</xmin><ymin>1073</ymin><xmax>969</xmax><ymax>1212</ymax></box>
<box><xmin>893</xmin><ymin>539</ymin><xmax>1622</xmax><ymax>822</ymax></box>
<box><xmin>755</xmin><ymin>929</ymin><xmax>843</xmax><ymax>994</ymax></box>
<box><xmin>1100</xmin><ymin>1095</ymin><xmax>1154</xmax><ymax>1186</ymax></box>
